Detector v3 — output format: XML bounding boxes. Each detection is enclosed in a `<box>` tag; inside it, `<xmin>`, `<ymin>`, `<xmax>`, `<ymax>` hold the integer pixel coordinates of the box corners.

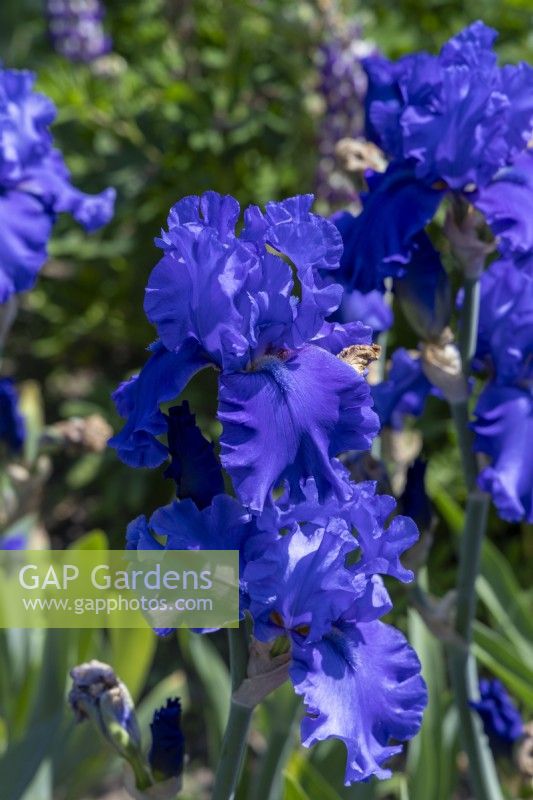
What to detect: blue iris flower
<box><xmin>334</xmin><ymin>22</ymin><xmax>533</xmax><ymax>311</ymax></box>
<box><xmin>110</xmin><ymin>192</ymin><xmax>379</xmax><ymax>512</ymax></box>
<box><xmin>128</xmin><ymin>461</ymin><xmax>427</xmax><ymax>785</ymax></box>
<box><xmin>0</xmin><ymin>67</ymin><xmax>115</xmax><ymax>304</ymax></box>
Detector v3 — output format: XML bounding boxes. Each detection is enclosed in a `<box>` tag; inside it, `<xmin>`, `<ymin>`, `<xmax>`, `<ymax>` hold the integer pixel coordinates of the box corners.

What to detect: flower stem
<box><xmin>449</xmin><ymin>269</ymin><xmax>503</xmax><ymax>800</ymax></box>
<box><xmin>449</xmin><ymin>492</ymin><xmax>503</xmax><ymax>800</ymax></box>
<box><xmin>212</xmin><ymin>623</ymin><xmax>252</xmax><ymax>800</ymax></box>
<box><xmin>0</xmin><ymin>296</ymin><xmax>17</xmax><ymax>365</ymax></box>
<box><xmin>228</xmin><ymin>621</ymin><xmax>250</xmax><ymax>692</ymax></box>
<box><xmin>450</xmin><ymin>399</ymin><xmax>478</xmax><ymax>492</ymax></box>
<box><xmin>458</xmin><ymin>276</ymin><xmax>480</xmax><ymax>373</ymax></box>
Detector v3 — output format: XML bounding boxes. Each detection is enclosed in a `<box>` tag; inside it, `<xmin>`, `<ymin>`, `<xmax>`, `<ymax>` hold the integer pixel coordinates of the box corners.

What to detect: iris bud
<box><xmin>69</xmin><ymin>660</ymin><xmax>141</xmax><ymax>748</ymax></box>
<box><xmin>394</xmin><ymin>234</ymin><xmax>451</xmax><ymax>342</ymax></box>
<box><xmin>148</xmin><ymin>699</ymin><xmax>185</xmax><ymax>783</ymax></box>
<box><xmin>69</xmin><ymin>660</ymin><xmax>152</xmax><ymax>791</ymax></box>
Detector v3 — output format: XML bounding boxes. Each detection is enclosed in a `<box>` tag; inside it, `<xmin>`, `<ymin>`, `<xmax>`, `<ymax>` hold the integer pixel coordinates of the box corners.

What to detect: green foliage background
<box><xmin>0</xmin><ymin>2</ymin><xmax>532</xmax><ymax>799</ymax></box>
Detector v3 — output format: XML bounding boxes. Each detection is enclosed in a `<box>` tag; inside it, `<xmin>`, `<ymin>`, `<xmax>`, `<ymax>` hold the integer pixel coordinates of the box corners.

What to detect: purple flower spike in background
<box><xmin>46</xmin><ymin>0</ymin><xmax>112</xmax><ymax>63</ymax></box>
<box><xmin>0</xmin><ymin>66</ymin><xmax>115</xmax><ymax>304</ymax></box>
<box><xmin>111</xmin><ymin>191</ymin><xmax>380</xmax><ymax>512</ymax></box>
<box><xmin>315</xmin><ymin>20</ymin><xmax>376</xmax><ymax>208</ymax></box>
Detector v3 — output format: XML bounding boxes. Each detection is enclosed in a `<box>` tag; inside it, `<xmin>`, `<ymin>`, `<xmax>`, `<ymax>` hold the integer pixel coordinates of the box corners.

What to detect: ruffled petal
<box><xmin>0</xmin><ymin>66</ymin><xmax>114</xmax><ymax>303</ymax></box>
<box><xmin>125</xmin><ymin>515</ymin><xmax>164</xmax><ymax>551</ymax></box>
<box><xmin>219</xmin><ymin>344</ymin><xmax>379</xmax><ymax>511</ymax></box>
<box><xmin>20</xmin><ymin>149</ymin><xmax>115</xmax><ymax>231</ymax></box>
<box><xmin>243</xmin><ymin>195</ymin><xmax>344</xmax><ymax>342</ymax></box>
<box><xmin>473</xmin><ymin>150</ymin><xmax>533</xmax><ymax>257</ymax></box>
<box><xmin>348</xmin><ymin>481</ymin><xmax>419</xmax><ymax>583</ymax></box>
<box><xmin>473</xmin><ymin>384</ymin><xmax>533</xmax><ymax>522</ymax></box>
<box><xmin>473</xmin><ymin>257</ymin><xmax>533</xmax><ymax>384</ymax></box>
<box><xmin>145</xmin><ymin>228</ymin><xmax>251</xmax><ymax>369</ymax></box>
<box><xmin>258</xmin><ymin>464</ymin><xmax>418</xmax><ymax>584</ymax></box>
<box><xmin>245</xmin><ymin>524</ymin><xmax>363</xmax><ymax>643</ymax></box>
<box><xmin>363</xmin><ymin>54</ymin><xmax>407</xmax><ymax>154</ymax></box>
<box><xmin>310</xmin><ymin>319</ymin><xmax>372</xmax><ymax>354</ymax></box>
<box><xmin>364</xmin><ymin>22</ymin><xmax>533</xmax><ymax>190</ymax></box>
<box><xmin>291</xmin><ymin>619</ymin><xmax>427</xmax><ymax>784</ymax></box>
<box><xmin>0</xmin><ymin>70</ymin><xmax>55</xmax><ymax>176</ymax></box>
<box><xmin>149</xmin><ymin>494</ymin><xmax>255</xmax><ymax>553</ymax></box>
<box><xmin>157</xmin><ymin>191</ymin><xmax>239</xmax><ymax>246</ymax></box>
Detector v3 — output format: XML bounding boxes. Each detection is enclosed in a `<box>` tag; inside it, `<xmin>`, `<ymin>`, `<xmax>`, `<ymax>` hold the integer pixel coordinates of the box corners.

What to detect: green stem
<box><xmin>453</xmin><ymin>272</ymin><xmax>481</xmax><ymax>490</ymax></box>
<box><xmin>212</xmin><ymin>623</ymin><xmax>252</xmax><ymax>800</ymax></box>
<box><xmin>212</xmin><ymin>701</ymin><xmax>253</xmax><ymax>800</ymax></box>
<box><xmin>458</xmin><ymin>277</ymin><xmax>480</xmax><ymax>373</ymax></box>
<box><xmin>449</xmin><ymin>492</ymin><xmax>503</xmax><ymax>800</ymax></box>
<box><xmin>450</xmin><ymin>400</ymin><xmax>478</xmax><ymax>493</ymax></box>
<box><xmin>123</xmin><ymin>743</ymin><xmax>154</xmax><ymax>792</ymax></box>
<box><xmin>454</xmin><ymin>493</ymin><xmax>488</xmax><ymax>642</ymax></box>
<box><xmin>0</xmin><ymin>296</ymin><xmax>17</xmax><ymax>365</ymax></box>
<box><xmin>228</xmin><ymin>622</ymin><xmax>250</xmax><ymax>691</ymax></box>
<box><xmin>447</xmin><ymin>267</ymin><xmax>503</xmax><ymax>800</ymax></box>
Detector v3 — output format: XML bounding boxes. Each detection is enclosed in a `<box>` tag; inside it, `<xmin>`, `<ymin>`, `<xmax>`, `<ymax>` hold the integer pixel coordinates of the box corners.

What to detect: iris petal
<box><xmin>219</xmin><ymin>345</ymin><xmax>379</xmax><ymax>511</ymax></box>
<box><xmin>291</xmin><ymin>619</ymin><xmax>427</xmax><ymax>784</ymax></box>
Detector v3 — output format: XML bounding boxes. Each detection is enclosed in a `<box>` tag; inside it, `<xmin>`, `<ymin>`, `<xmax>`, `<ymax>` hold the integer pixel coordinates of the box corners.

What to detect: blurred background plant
<box><xmin>0</xmin><ymin>1</ymin><xmax>532</xmax><ymax>798</ymax></box>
